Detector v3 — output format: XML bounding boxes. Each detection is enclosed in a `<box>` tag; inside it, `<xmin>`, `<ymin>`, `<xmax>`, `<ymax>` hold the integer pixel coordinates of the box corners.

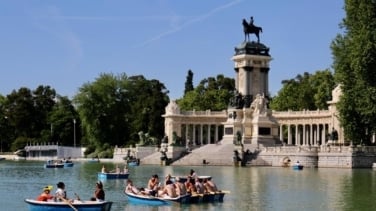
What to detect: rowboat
<box><xmin>44</xmin><ymin>160</ymin><xmax>64</xmax><ymax>168</ymax></box>
<box><xmin>98</xmin><ymin>172</ymin><xmax>129</xmax><ymax>180</ymax></box>
<box><xmin>63</xmin><ymin>160</ymin><xmax>74</xmax><ymax>167</ymax></box>
<box><xmin>128</xmin><ymin>160</ymin><xmax>140</xmax><ymax>166</ymax></box>
<box><xmin>124</xmin><ymin>191</ymin><xmax>191</xmax><ymax>205</ymax></box>
<box><xmin>24</xmin><ymin>199</ymin><xmax>112</xmax><ymax>211</ymax></box>
<box><xmin>293</xmin><ymin>165</ymin><xmax>304</xmax><ymax>170</ymax></box>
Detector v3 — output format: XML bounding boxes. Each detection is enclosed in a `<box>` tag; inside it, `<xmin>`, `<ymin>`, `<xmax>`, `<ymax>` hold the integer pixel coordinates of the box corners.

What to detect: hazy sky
<box><xmin>0</xmin><ymin>0</ymin><xmax>345</xmax><ymax>100</ymax></box>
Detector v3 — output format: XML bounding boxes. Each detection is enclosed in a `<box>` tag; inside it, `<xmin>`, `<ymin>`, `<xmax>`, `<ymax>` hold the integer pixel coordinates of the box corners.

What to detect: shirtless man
<box><xmin>147</xmin><ymin>174</ymin><xmax>159</xmax><ymax>196</ymax></box>
<box><xmin>161</xmin><ymin>180</ymin><xmax>177</xmax><ymax>198</ymax></box>
<box><xmin>203</xmin><ymin>178</ymin><xmax>218</xmax><ymax>192</ymax></box>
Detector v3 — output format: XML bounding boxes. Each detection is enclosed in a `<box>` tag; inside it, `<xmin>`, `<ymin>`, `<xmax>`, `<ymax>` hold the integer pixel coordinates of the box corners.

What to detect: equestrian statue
<box><xmin>242</xmin><ymin>16</ymin><xmax>263</xmax><ymax>43</ymax></box>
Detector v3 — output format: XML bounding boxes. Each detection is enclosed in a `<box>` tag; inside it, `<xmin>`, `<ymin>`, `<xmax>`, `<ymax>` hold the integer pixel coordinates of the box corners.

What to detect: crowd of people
<box><xmin>36</xmin><ymin>181</ymin><xmax>105</xmax><ymax>202</ymax></box>
<box><xmin>125</xmin><ymin>169</ymin><xmax>219</xmax><ymax>198</ymax></box>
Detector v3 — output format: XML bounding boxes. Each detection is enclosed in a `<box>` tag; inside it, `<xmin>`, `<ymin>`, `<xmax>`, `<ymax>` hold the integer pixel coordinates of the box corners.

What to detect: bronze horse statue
<box><xmin>242</xmin><ymin>19</ymin><xmax>262</xmax><ymax>43</ymax></box>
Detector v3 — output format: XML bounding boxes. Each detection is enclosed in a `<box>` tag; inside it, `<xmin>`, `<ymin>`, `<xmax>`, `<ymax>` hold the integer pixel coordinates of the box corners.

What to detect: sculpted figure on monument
<box><xmin>166</xmin><ymin>100</ymin><xmax>179</xmax><ymax>114</ymax></box>
<box><xmin>242</xmin><ymin>16</ymin><xmax>263</xmax><ymax>43</ymax></box>
<box><xmin>251</xmin><ymin>94</ymin><xmax>268</xmax><ymax>115</ymax></box>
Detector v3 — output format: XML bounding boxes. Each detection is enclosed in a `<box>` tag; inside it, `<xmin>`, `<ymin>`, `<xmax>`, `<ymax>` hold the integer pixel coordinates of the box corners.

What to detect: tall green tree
<box><xmin>178</xmin><ymin>74</ymin><xmax>235</xmax><ymax>111</ymax></box>
<box><xmin>184</xmin><ymin>70</ymin><xmax>194</xmax><ymax>95</ymax></box>
<box><xmin>331</xmin><ymin>0</ymin><xmax>376</xmax><ymax>145</ymax></box>
<box><xmin>48</xmin><ymin>96</ymin><xmax>80</xmax><ymax>146</ymax></box>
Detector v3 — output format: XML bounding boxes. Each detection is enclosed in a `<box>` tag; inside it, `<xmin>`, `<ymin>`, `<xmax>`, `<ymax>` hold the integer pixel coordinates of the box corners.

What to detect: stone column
<box><xmin>193</xmin><ymin>125</ymin><xmax>196</xmax><ymax>146</ymax></box>
<box><xmin>295</xmin><ymin>124</ymin><xmax>299</xmax><ymax>146</ymax></box>
<box><xmin>200</xmin><ymin>124</ymin><xmax>203</xmax><ymax>145</ymax></box>
<box><xmin>288</xmin><ymin>124</ymin><xmax>292</xmax><ymax>145</ymax></box>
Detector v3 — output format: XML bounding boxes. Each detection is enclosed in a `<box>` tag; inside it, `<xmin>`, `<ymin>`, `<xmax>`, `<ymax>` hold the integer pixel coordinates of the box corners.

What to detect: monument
<box><xmin>222</xmin><ymin>17</ymin><xmax>279</xmax><ymax>146</ymax></box>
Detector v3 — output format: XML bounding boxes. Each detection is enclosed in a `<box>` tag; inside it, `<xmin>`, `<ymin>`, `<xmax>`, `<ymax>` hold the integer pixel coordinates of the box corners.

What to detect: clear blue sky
<box><xmin>0</xmin><ymin>0</ymin><xmax>345</xmax><ymax>100</ymax></box>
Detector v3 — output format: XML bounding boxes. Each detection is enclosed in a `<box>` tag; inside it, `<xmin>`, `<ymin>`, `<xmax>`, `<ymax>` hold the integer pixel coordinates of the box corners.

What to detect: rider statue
<box><xmin>249</xmin><ymin>16</ymin><xmax>254</xmax><ymax>27</ymax></box>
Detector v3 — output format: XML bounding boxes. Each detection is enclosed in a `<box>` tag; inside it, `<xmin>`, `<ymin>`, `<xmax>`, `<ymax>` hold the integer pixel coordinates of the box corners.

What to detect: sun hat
<box><xmin>43</xmin><ymin>185</ymin><xmax>53</xmax><ymax>191</ymax></box>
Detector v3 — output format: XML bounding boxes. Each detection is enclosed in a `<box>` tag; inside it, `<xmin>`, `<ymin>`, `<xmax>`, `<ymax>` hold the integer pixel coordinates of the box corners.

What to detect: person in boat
<box><xmin>189</xmin><ymin>169</ymin><xmax>197</xmax><ymax>179</ymax></box>
<box><xmin>160</xmin><ymin>180</ymin><xmax>177</xmax><ymax>198</ymax></box>
<box><xmin>123</xmin><ymin>165</ymin><xmax>129</xmax><ymax>174</ymax></box>
<box><xmin>164</xmin><ymin>174</ymin><xmax>172</xmax><ymax>186</ymax></box>
<box><xmin>294</xmin><ymin>161</ymin><xmax>301</xmax><ymax>166</ymax></box>
<box><xmin>203</xmin><ymin>178</ymin><xmax>218</xmax><ymax>193</ymax></box>
<box><xmin>147</xmin><ymin>174</ymin><xmax>160</xmax><ymax>196</ymax></box>
<box><xmin>194</xmin><ymin>177</ymin><xmax>205</xmax><ymax>194</ymax></box>
<box><xmin>55</xmin><ymin>182</ymin><xmax>69</xmax><ymax>202</ymax></box>
<box><xmin>174</xmin><ymin>177</ymin><xmax>187</xmax><ymax>196</ymax></box>
<box><xmin>125</xmin><ymin>179</ymin><xmax>140</xmax><ymax>194</ymax></box>
<box><xmin>91</xmin><ymin>181</ymin><xmax>105</xmax><ymax>201</ymax></box>
<box><xmin>37</xmin><ymin>186</ymin><xmax>54</xmax><ymax>201</ymax></box>
<box><xmin>115</xmin><ymin>165</ymin><xmax>121</xmax><ymax>174</ymax></box>
<box><xmin>185</xmin><ymin>176</ymin><xmax>197</xmax><ymax>194</ymax></box>
<box><xmin>101</xmin><ymin>165</ymin><xmax>107</xmax><ymax>173</ymax></box>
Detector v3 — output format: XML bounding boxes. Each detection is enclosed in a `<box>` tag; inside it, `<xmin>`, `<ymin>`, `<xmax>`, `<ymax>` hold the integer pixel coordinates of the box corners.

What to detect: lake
<box><xmin>1</xmin><ymin>160</ymin><xmax>376</xmax><ymax>211</ymax></box>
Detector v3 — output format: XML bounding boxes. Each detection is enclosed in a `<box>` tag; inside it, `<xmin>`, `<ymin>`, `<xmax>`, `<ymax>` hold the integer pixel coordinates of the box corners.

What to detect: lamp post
<box><xmin>73</xmin><ymin>119</ymin><xmax>76</xmax><ymax>148</ymax></box>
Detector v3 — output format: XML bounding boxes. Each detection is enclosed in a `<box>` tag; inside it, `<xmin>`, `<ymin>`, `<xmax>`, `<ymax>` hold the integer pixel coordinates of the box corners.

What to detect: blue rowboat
<box><xmin>98</xmin><ymin>172</ymin><xmax>129</xmax><ymax>180</ymax></box>
<box><xmin>124</xmin><ymin>191</ymin><xmax>191</xmax><ymax>205</ymax></box>
<box><xmin>128</xmin><ymin>161</ymin><xmax>139</xmax><ymax>167</ymax></box>
<box><xmin>24</xmin><ymin>199</ymin><xmax>112</xmax><ymax>211</ymax></box>
<box><xmin>293</xmin><ymin>165</ymin><xmax>304</xmax><ymax>170</ymax></box>
<box><xmin>63</xmin><ymin>161</ymin><xmax>74</xmax><ymax>167</ymax></box>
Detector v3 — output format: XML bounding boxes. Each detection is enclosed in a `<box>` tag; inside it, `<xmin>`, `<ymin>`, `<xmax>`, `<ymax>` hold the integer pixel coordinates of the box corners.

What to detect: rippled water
<box><xmin>1</xmin><ymin>160</ymin><xmax>376</xmax><ymax>211</ymax></box>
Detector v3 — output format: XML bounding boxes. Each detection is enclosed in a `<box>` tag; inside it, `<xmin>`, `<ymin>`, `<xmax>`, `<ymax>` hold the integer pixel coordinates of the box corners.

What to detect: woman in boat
<box><xmin>125</xmin><ymin>179</ymin><xmax>140</xmax><ymax>194</ymax></box>
<box><xmin>91</xmin><ymin>181</ymin><xmax>105</xmax><ymax>201</ymax></box>
<box><xmin>194</xmin><ymin>177</ymin><xmax>205</xmax><ymax>194</ymax></box>
<box><xmin>190</xmin><ymin>169</ymin><xmax>197</xmax><ymax>179</ymax></box>
<box><xmin>37</xmin><ymin>186</ymin><xmax>54</xmax><ymax>201</ymax></box>
<box><xmin>55</xmin><ymin>182</ymin><xmax>68</xmax><ymax>202</ymax></box>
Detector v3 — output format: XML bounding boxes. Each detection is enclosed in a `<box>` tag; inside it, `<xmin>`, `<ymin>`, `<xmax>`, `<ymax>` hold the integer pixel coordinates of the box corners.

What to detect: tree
<box><xmin>73</xmin><ymin>73</ymin><xmax>169</xmax><ymax>156</ymax></box>
<box><xmin>178</xmin><ymin>74</ymin><xmax>235</xmax><ymax>111</ymax></box>
<box><xmin>48</xmin><ymin>96</ymin><xmax>80</xmax><ymax>146</ymax></box>
<box><xmin>270</xmin><ymin>70</ymin><xmax>335</xmax><ymax>111</ymax></box>
<box><xmin>184</xmin><ymin>70</ymin><xmax>194</xmax><ymax>95</ymax></box>
<box><xmin>331</xmin><ymin>0</ymin><xmax>376</xmax><ymax>145</ymax></box>
<box><xmin>74</xmin><ymin>73</ymin><xmax>132</xmax><ymax>152</ymax></box>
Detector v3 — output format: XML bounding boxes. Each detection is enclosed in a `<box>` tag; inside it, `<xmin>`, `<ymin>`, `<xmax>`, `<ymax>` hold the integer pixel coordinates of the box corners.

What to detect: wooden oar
<box><xmin>74</xmin><ymin>193</ymin><xmax>81</xmax><ymax>201</ymax></box>
<box><xmin>218</xmin><ymin>190</ymin><xmax>231</xmax><ymax>194</ymax></box>
<box><xmin>58</xmin><ymin>196</ymin><xmax>78</xmax><ymax>211</ymax></box>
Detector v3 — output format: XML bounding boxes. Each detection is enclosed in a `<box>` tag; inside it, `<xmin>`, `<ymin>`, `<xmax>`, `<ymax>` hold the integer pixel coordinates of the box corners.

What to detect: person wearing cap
<box><xmin>36</xmin><ymin>186</ymin><xmax>54</xmax><ymax>201</ymax></box>
<box><xmin>91</xmin><ymin>181</ymin><xmax>105</xmax><ymax>201</ymax></box>
<box><xmin>55</xmin><ymin>182</ymin><xmax>68</xmax><ymax>202</ymax></box>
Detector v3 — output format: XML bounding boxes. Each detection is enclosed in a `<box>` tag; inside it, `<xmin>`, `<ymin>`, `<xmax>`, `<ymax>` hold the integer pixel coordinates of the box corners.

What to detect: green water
<box><xmin>1</xmin><ymin>160</ymin><xmax>376</xmax><ymax>211</ymax></box>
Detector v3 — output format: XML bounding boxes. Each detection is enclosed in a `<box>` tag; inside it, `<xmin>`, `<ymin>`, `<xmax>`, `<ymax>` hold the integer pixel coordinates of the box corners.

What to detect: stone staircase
<box><xmin>170</xmin><ymin>143</ymin><xmax>236</xmax><ymax>166</ymax></box>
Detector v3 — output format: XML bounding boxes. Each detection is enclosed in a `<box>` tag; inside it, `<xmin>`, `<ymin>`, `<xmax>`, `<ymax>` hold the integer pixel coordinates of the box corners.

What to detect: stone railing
<box><xmin>272</xmin><ymin>109</ymin><xmax>331</xmax><ymax>117</ymax></box>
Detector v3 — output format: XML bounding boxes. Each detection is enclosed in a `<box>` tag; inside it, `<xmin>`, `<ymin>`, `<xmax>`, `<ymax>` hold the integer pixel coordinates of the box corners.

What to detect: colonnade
<box><xmin>278</xmin><ymin>123</ymin><xmax>331</xmax><ymax>146</ymax></box>
<box><xmin>180</xmin><ymin>124</ymin><xmax>224</xmax><ymax>146</ymax></box>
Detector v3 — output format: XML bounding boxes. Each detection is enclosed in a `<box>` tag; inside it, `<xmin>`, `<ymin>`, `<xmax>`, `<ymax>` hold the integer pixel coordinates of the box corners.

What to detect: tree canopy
<box><xmin>269</xmin><ymin>70</ymin><xmax>335</xmax><ymax>111</ymax></box>
<box><xmin>178</xmin><ymin>73</ymin><xmax>235</xmax><ymax>111</ymax></box>
<box><xmin>331</xmin><ymin>0</ymin><xmax>376</xmax><ymax>145</ymax></box>
<box><xmin>73</xmin><ymin>73</ymin><xmax>169</xmax><ymax>156</ymax></box>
